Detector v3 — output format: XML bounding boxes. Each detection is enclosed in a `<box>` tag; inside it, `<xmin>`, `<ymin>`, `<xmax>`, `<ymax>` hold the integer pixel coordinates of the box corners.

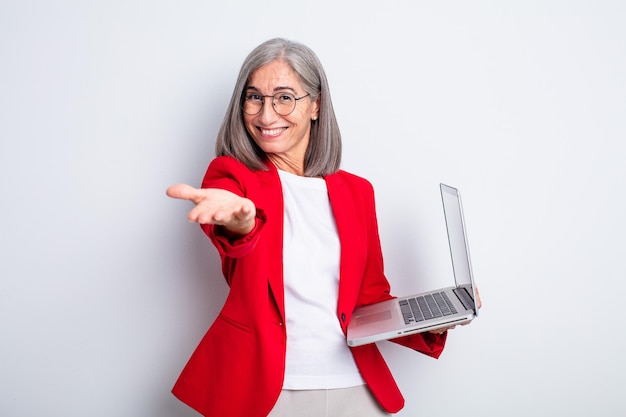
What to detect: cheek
<box><xmin>289</xmin><ymin>109</ymin><xmax>312</xmax><ymax>126</ymax></box>
<box><xmin>243</xmin><ymin>118</ymin><xmax>256</xmax><ymax>135</ymax></box>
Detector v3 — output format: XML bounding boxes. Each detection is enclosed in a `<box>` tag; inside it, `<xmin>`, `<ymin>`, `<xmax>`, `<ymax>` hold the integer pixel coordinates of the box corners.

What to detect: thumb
<box><xmin>166</xmin><ymin>183</ymin><xmax>202</xmax><ymax>201</ymax></box>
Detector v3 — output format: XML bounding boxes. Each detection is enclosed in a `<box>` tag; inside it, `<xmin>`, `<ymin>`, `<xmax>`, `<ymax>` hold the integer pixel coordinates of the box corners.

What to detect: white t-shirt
<box><xmin>278</xmin><ymin>169</ymin><xmax>365</xmax><ymax>389</ymax></box>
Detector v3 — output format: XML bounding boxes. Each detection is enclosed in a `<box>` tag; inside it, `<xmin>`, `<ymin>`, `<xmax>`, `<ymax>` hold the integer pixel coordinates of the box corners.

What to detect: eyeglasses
<box><xmin>242</xmin><ymin>91</ymin><xmax>311</xmax><ymax>116</ymax></box>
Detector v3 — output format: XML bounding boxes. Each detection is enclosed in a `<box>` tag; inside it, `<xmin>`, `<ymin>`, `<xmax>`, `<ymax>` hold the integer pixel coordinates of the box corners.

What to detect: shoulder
<box><xmin>329</xmin><ymin>169</ymin><xmax>375</xmax><ymax>194</ymax></box>
<box><xmin>206</xmin><ymin>156</ymin><xmax>255</xmax><ymax>175</ymax></box>
<box><xmin>325</xmin><ymin>170</ymin><xmax>378</xmax><ymax>211</ymax></box>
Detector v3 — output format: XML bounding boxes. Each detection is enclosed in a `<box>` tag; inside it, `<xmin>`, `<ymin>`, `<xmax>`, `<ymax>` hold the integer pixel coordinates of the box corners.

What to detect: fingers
<box><xmin>475</xmin><ymin>286</ymin><xmax>483</xmax><ymax>309</ymax></box>
<box><xmin>188</xmin><ymin>202</ymin><xmax>224</xmax><ymax>224</ymax></box>
<box><xmin>189</xmin><ymin>198</ymin><xmax>255</xmax><ymax>227</ymax></box>
<box><xmin>232</xmin><ymin>202</ymin><xmax>254</xmax><ymax>220</ymax></box>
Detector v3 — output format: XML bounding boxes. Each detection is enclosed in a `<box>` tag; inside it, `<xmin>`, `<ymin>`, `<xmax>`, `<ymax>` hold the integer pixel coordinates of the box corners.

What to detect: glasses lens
<box><xmin>243</xmin><ymin>92</ymin><xmax>263</xmax><ymax>115</ymax></box>
<box><xmin>273</xmin><ymin>93</ymin><xmax>295</xmax><ymax>116</ymax></box>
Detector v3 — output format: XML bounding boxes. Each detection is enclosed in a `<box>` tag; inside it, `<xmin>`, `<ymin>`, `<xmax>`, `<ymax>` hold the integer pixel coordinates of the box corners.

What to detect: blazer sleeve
<box><xmin>198</xmin><ymin>156</ymin><xmax>267</xmax><ymax>259</ymax></box>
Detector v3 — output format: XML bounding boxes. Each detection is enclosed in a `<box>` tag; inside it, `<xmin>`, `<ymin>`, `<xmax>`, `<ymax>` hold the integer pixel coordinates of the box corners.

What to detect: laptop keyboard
<box><xmin>399</xmin><ymin>292</ymin><xmax>458</xmax><ymax>325</ymax></box>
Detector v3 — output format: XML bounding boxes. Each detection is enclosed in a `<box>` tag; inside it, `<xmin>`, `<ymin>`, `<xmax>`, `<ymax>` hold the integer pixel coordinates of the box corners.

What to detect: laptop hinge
<box><xmin>453</xmin><ymin>287</ymin><xmax>474</xmax><ymax>311</ymax></box>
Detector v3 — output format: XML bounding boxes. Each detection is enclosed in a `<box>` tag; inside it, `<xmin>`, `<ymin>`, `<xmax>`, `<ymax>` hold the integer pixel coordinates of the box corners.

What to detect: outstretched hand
<box><xmin>166</xmin><ymin>184</ymin><xmax>256</xmax><ymax>235</ymax></box>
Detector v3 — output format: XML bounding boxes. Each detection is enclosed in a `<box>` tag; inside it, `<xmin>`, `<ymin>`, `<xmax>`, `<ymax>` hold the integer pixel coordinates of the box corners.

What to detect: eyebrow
<box><xmin>245</xmin><ymin>86</ymin><xmax>297</xmax><ymax>93</ymax></box>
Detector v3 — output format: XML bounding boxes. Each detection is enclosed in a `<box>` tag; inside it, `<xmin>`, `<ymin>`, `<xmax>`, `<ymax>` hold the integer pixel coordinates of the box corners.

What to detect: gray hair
<box><xmin>215</xmin><ymin>38</ymin><xmax>342</xmax><ymax>176</ymax></box>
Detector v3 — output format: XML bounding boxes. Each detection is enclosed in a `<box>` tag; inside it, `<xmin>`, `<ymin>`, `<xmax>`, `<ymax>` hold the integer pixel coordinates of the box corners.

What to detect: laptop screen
<box><xmin>440</xmin><ymin>183</ymin><xmax>479</xmax><ymax>315</ymax></box>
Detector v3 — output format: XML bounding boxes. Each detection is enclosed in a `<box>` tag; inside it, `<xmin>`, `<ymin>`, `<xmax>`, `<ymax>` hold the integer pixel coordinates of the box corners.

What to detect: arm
<box><xmin>357</xmin><ymin>180</ymin><xmax>447</xmax><ymax>357</ymax></box>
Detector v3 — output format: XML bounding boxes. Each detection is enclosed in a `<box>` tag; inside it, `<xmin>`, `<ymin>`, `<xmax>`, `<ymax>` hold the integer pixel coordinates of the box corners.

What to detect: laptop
<box><xmin>346</xmin><ymin>183</ymin><xmax>479</xmax><ymax>347</ymax></box>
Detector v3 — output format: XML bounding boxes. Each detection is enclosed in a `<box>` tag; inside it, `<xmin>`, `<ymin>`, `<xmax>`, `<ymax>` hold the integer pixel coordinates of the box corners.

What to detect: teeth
<box><xmin>261</xmin><ymin>128</ymin><xmax>284</xmax><ymax>136</ymax></box>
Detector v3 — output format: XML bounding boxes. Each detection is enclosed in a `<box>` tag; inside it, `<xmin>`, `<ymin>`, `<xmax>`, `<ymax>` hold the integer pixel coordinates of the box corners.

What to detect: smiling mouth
<box><xmin>259</xmin><ymin>127</ymin><xmax>287</xmax><ymax>137</ymax></box>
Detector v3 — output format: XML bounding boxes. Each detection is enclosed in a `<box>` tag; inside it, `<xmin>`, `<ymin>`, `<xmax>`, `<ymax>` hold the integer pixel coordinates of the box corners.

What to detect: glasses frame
<box><xmin>242</xmin><ymin>91</ymin><xmax>311</xmax><ymax>116</ymax></box>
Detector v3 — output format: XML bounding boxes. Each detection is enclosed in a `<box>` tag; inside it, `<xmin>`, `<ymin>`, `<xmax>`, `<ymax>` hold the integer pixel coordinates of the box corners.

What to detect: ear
<box><xmin>311</xmin><ymin>95</ymin><xmax>320</xmax><ymax>121</ymax></box>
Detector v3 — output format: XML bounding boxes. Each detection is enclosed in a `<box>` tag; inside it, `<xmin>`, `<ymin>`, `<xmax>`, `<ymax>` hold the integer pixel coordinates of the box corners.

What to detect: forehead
<box><xmin>247</xmin><ymin>60</ymin><xmax>303</xmax><ymax>91</ymax></box>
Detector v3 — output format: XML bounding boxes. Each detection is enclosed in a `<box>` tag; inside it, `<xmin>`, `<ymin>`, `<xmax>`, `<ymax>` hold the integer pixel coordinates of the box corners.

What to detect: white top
<box><xmin>278</xmin><ymin>169</ymin><xmax>365</xmax><ymax>389</ymax></box>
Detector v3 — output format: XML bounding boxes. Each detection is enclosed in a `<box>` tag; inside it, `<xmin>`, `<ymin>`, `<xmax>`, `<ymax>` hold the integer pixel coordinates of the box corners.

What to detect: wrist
<box><xmin>221</xmin><ymin>218</ymin><xmax>255</xmax><ymax>238</ymax></box>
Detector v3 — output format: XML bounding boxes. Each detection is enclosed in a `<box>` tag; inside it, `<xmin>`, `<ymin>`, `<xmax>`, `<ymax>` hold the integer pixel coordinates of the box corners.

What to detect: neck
<box><xmin>267</xmin><ymin>154</ymin><xmax>304</xmax><ymax>176</ymax></box>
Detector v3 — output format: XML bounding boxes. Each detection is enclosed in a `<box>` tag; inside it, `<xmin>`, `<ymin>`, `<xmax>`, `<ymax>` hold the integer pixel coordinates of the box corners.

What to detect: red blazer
<box><xmin>172</xmin><ymin>156</ymin><xmax>446</xmax><ymax>417</ymax></box>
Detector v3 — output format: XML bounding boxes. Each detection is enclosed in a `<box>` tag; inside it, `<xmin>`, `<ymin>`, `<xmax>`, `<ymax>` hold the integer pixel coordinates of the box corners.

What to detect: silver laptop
<box><xmin>346</xmin><ymin>183</ymin><xmax>479</xmax><ymax>347</ymax></box>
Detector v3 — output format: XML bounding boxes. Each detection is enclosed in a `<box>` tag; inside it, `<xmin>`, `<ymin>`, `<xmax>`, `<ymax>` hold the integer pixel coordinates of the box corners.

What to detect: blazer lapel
<box><xmin>326</xmin><ymin>173</ymin><xmax>364</xmax><ymax>329</ymax></box>
<box><xmin>257</xmin><ymin>164</ymin><xmax>286</xmax><ymax>324</ymax></box>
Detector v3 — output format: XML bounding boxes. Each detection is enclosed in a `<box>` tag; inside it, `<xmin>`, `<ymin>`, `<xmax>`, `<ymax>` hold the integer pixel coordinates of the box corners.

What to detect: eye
<box><xmin>245</xmin><ymin>92</ymin><xmax>262</xmax><ymax>102</ymax></box>
<box><xmin>276</xmin><ymin>93</ymin><xmax>294</xmax><ymax>104</ymax></box>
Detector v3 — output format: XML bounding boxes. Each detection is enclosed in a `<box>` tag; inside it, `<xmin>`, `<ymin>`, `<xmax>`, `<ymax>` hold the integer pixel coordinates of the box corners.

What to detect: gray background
<box><xmin>2</xmin><ymin>1</ymin><xmax>625</xmax><ymax>416</ymax></box>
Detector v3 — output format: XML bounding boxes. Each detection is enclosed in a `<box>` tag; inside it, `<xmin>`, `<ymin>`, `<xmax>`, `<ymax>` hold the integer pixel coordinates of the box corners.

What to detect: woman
<box><xmin>167</xmin><ymin>38</ymin><xmax>460</xmax><ymax>417</ymax></box>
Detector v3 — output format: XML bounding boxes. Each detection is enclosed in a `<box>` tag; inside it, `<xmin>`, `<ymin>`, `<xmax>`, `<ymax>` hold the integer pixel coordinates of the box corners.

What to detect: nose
<box><xmin>257</xmin><ymin>96</ymin><xmax>280</xmax><ymax>124</ymax></box>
